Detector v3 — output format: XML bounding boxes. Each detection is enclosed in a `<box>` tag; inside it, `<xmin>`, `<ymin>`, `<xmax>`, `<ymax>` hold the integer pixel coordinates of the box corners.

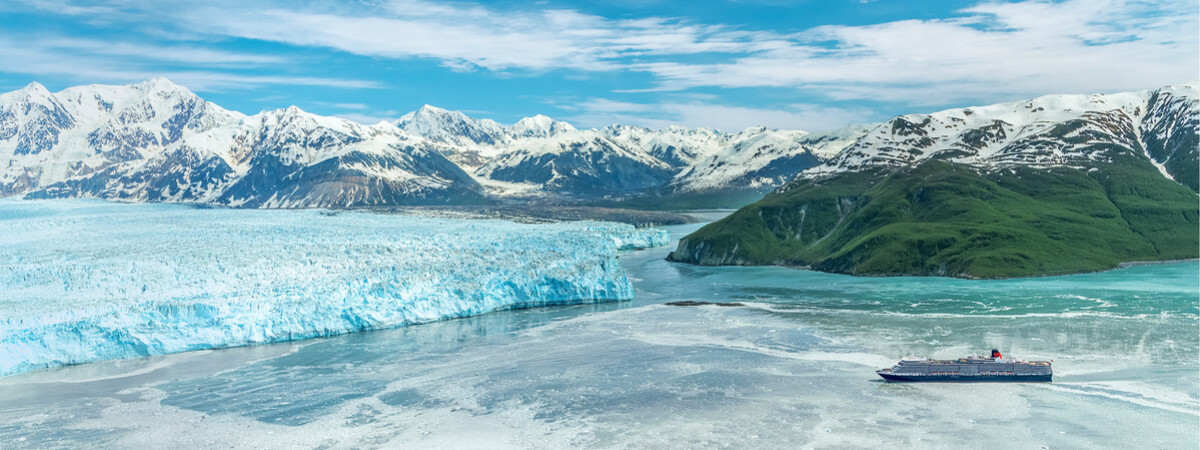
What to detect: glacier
<box><xmin>0</xmin><ymin>199</ymin><xmax>668</xmax><ymax>377</ymax></box>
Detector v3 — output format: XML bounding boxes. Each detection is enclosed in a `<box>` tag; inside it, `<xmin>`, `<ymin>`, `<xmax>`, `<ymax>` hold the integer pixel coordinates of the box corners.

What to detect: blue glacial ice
<box><xmin>0</xmin><ymin>199</ymin><xmax>668</xmax><ymax>377</ymax></box>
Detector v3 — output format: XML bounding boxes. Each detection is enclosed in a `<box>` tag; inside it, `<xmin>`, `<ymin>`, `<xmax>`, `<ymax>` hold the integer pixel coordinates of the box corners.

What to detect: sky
<box><xmin>0</xmin><ymin>0</ymin><xmax>1196</xmax><ymax>132</ymax></box>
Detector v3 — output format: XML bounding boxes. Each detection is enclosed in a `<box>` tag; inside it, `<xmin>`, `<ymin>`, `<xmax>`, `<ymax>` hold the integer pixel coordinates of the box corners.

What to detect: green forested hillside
<box><xmin>668</xmin><ymin>158</ymin><xmax>1198</xmax><ymax>278</ymax></box>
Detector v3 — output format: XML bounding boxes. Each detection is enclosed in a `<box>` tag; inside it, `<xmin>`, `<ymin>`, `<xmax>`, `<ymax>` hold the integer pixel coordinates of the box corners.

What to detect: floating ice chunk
<box><xmin>0</xmin><ymin>199</ymin><xmax>666</xmax><ymax>377</ymax></box>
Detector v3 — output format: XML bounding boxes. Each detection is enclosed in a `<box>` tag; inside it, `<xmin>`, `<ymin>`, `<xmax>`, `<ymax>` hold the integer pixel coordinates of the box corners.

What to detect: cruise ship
<box><xmin>876</xmin><ymin>350</ymin><xmax>1052</xmax><ymax>382</ymax></box>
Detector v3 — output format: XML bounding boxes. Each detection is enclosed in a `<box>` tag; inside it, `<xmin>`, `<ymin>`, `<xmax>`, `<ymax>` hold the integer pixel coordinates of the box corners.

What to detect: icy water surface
<box><xmin>1</xmin><ymin>214</ymin><xmax>1197</xmax><ymax>448</ymax></box>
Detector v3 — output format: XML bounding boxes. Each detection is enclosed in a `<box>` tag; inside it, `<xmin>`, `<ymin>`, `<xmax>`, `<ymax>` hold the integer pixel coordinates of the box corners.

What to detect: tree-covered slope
<box><xmin>668</xmin><ymin>158</ymin><xmax>1198</xmax><ymax>278</ymax></box>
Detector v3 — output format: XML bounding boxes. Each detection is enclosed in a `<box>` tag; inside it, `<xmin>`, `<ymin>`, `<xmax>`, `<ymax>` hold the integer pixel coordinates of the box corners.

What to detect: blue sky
<box><xmin>1</xmin><ymin>0</ymin><xmax>1196</xmax><ymax>131</ymax></box>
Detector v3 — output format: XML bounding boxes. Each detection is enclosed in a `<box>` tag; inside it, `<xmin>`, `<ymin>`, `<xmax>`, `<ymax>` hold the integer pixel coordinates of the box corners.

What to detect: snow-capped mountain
<box><xmin>466</xmin><ymin>123</ymin><xmax>830</xmax><ymax>201</ymax></box>
<box><xmin>666</xmin><ymin>127</ymin><xmax>845</xmax><ymax>195</ymax></box>
<box><xmin>203</xmin><ymin>107</ymin><xmax>484</xmax><ymax>208</ymax></box>
<box><xmin>3</xmin><ymin>79</ymin><xmax>830</xmax><ymax>208</ymax></box>
<box><xmin>803</xmin><ymin>84</ymin><xmax>1200</xmax><ymax>191</ymax></box>
<box><xmin>4</xmin><ymin>79</ymin><xmax>485</xmax><ymax>207</ymax></box>
<box><xmin>388</xmin><ymin>105</ymin><xmax>832</xmax><ymax>201</ymax></box>
<box><xmin>0</xmin><ymin>78</ymin><xmax>240</xmax><ymax>195</ymax></box>
<box><xmin>476</xmin><ymin>129</ymin><xmax>679</xmax><ymax>197</ymax></box>
<box><xmin>511</xmin><ymin>114</ymin><xmax>577</xmax><ymax>140</ymax></box>
<box><xmin>4</xmin><ymin>79</ymin><xmax>1192</xmax><ymax>210</ymax></box>
<box><xmin>601</xmin><ymin>124</ymin><xmax>726</xmax><ymax>169</ymax></box>
<box><xmin>395</xmin><ymin>105</ymin><xmax>512</xmax><ymax>168</ymax></box>
<box><xmin>339</xmin><ymin>106</ymin><xmax>830</xmax><ymax>201</ymax></box>
<box><xmin>1139</xmin><ymin>87</ymin><xmax>1199</xmax><ymax>191</ymax></box>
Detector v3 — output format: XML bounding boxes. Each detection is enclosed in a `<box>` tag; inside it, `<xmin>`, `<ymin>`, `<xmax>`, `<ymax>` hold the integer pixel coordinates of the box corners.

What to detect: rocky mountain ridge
<box><xmin>1</xmin><ymin>79</ymin><xmax>839</xmax><ymax>207</ymax></box>
<box><xmin>2</xmin><ymin>79</ymin><xmax>1195</xmax><ymax>211</ymax></box>
<box><xmin>804</xmin><ymin>85</ymin><xmax>1198</xmax><ymax>190</ymax></box>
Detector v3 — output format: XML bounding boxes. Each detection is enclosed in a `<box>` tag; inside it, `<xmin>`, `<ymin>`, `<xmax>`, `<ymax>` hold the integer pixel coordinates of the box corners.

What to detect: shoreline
<box><xmin>1116</xmin><ymin>258</ymin><xmax>1200</xmax><ymax>268</ymax></box>
<box><xmin>665</xmin><ymin>257</ymin><xmax>1199</xmax><ymax>281</ymax></box>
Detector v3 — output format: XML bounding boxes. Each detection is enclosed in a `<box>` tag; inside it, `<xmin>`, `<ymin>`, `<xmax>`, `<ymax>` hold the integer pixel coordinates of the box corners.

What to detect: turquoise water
<box><xmin>0</xmin><ymin>216</ymin><xmax>1196</xmax><ymax>448</ymax></box>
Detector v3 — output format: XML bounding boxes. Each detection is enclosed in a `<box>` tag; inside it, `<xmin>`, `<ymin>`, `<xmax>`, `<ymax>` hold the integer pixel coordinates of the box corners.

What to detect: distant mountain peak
<box><xmin>133</xmin><ymin>77</ymin><xmax>184</xmax><ymax>91</ymax></box>
<box><xmin>2</xmin><ymin>82</ymin><xmax>53</xmax><ymax>104</ymax></box>
<box><xmin>401</xmin><ymin>104</ymin><xmax>474</xmax><ymax>125</ymax></box>
<box><xmin>19</xmin><ymin>81</ymin><xmax>49</xmax><ymax>93</ymax></box>
<box><xmin>736</xmin><ymin>125</ymin><xmax>776</xmax><ymax>136</ymax></box>
<box><xmin>416</xmin><ymin>104</ymin><xmax>449</xmax><ymax>113</ymax></box>
<box><xmin>514</xmin><ymin>113</ymin><xmax>554</xmax><ymax>126</ymax></box>
<box><xmin>396</xmin><ymin>104</ymin><xmax>510</xmax><ymax>151</ymax></box>
<box><xmin>511</xmin><ymin>114</ymin><xmax>575</xmax><ymax>139</ymax></box>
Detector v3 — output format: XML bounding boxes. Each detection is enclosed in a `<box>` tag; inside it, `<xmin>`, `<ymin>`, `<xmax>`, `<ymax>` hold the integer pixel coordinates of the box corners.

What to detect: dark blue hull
<box><xmin>878</xmin><ymin>372</ymin><xmax>1051</xmax><ymax>383</ymax></box>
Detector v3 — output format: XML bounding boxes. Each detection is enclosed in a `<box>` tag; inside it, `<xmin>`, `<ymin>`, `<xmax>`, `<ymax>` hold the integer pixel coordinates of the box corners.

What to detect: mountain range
<box><xmin>669</xmin><ymin>84</ymin><xmax>1199</xmax><ymax>277</ymax></box>
<box><xmin>0</xmin><ymin>78</ymin><xmax>843</xmax><ymax>208</ymax></box>
<box><xmin>4</xmin><ymin>78</ymin><xmax>1196</xmax><ymax>277</ymax></box>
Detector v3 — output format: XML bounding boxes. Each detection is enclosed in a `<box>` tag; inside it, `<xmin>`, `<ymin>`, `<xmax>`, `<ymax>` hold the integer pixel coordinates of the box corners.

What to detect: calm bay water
<box><xmin>1</xmin><ymin>215</ymin><xmax>1196</xmax><ymax>448</ymax></box>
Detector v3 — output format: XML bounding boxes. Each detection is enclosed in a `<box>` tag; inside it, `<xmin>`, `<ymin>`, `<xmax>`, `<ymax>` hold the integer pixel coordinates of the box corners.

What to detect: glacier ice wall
<box><xmin>0</xmin><ymin>199</ymin><xmax>668</xmax><ymax>377</ymax></box>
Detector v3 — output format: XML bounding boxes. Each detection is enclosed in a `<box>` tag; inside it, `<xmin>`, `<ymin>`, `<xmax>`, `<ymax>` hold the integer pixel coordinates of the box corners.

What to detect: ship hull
<box><xmin>877</xmin><ymin>373</ymin><xmax>1051</xmax><ymax>383</ymax></box>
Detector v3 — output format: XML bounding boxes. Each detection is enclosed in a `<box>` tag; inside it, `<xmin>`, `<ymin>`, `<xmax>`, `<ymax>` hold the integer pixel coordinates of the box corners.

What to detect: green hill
<box><xmin>668</xmin><ymin>158</ymin><xmax>1199</xmax><ymax>278</ymax></box>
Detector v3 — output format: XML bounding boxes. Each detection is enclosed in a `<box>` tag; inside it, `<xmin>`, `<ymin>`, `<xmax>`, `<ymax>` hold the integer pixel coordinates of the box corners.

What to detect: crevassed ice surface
<box><xmin>0</xmin><ymin>199</ymin><xmax>667</xmax><ymax>377</ymax></box>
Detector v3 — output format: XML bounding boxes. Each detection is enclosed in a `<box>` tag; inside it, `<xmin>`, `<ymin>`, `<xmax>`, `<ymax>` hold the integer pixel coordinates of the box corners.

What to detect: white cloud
<box><xmin>157</xmin><ymin>0</ymin><xmax>1197</xmax><ymax>105</ymax></box>
<box><xmin>55</xmin><ymin>0</ymin><xmax>779</xmax><ymax>72</ymax></box>
<box><xmin>166</xmin><ymin>72</ymin><xmax>383</xmax><ymax>91</ymax></box>
<box><xmin>35</xmin><ymin>38</ymin><xmax>287</xmax><ymax>66</ymax></box>
<box><xmin>637</xmin><ymin>0</ymin><xmax>1198</xmax><ymax>103</ymax></box>
<box><xmin>17</xmin><ymin>0</ymin><xmax>120</xmax><ymax>16</ymax></box>
<box><xmin>194</xmin><ymin>8</ymin><xmax>613</xmax><ymax>72</ymax></box>
<box><xmin>0</xmin><ymin>36</ymin><xmax>381</xmax><ymax>91</ymax></box>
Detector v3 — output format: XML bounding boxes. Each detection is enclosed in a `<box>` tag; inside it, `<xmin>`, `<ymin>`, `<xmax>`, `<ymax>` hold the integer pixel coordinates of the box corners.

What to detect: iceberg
<box><xmin>0</xmin><ymin>199</ymin><xmax>667</xmax><ymax>377</ymax></box>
